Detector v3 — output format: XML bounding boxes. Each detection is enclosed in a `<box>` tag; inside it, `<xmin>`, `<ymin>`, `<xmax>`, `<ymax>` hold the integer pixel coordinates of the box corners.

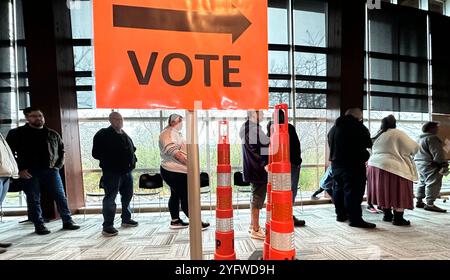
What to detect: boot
<box><xmin>382</xmin><ymin>208</ymin><xmax>393</xmax><ymax>222</ymax></box>
<box><xmin>392</xmin><ymin>210</ymin><xmax>410</xmax><ymax>226</ymax></box>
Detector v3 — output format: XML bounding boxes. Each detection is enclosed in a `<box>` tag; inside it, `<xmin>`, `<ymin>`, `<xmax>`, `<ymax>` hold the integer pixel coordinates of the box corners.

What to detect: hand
<box><xmin>19</xmin><ymin>169</ymin><xmax>32</xmax><ymax>179</ymax></box>
<box><xmin>174</xmin><ymin>151</ymin><xmax>187</xmax><ymax>165</ymax></box>
<box><xmin>264</xmin><ymin>165</ymin><xmax>269</xmax><ymax>172</ymax></box>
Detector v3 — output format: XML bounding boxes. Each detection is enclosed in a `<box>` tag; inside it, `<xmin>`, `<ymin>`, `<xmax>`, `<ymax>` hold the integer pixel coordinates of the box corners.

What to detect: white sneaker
<box><xmin>250</xmin><ymin>227</ymin><xmax>265</xmax><ymax>240</ymax></box>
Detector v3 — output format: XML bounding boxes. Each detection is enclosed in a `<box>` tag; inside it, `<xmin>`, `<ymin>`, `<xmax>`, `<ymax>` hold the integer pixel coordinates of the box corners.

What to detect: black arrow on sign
<box><xmin>113</xmin><ymin>4</ymin><xmax>252</xmax><ymax>43</ymax></box>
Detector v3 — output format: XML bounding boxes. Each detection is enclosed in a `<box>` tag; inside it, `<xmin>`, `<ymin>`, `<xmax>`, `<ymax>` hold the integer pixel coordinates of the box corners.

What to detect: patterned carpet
<box><xmin>1</xmin><ymin>202</ymin><xmax>450</xmax><ymax>260</ymax></box>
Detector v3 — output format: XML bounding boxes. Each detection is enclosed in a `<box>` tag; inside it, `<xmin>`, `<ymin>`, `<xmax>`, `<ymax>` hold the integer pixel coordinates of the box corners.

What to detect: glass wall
<box><xmin>70</xmin><ymin>0</ymin><xmax>329</xmax><ymax>207</ymax></box>
<box><xmin>0</xmin><ymin>0</ymin><xmax>28</xmax><ymax>209</ymax></box>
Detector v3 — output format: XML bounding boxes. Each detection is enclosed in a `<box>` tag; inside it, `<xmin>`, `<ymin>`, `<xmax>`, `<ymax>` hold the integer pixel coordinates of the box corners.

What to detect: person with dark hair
<box><xmin>92</xmin><ymin>112</ymin><xmax>139</xmax><ymax>237</ymax></box>
<box><xmin>240</xmin><ymin>110</ymin><xmax>269</xmax><ymax>240</ymax></box>
<box><xmin>159</xmin><ymin>114</ymin><xmax>210</xmax><ymax>230</ymax></box>
<box><xmin>328</xmin><ymin>108</ymin><xmax>375</xmax><ymax>228</ymax></box>
<box><xmin>267</xmin><ymin>110</ymin><xmax>306</xmax><ymax>227</ymax></box>
<box><xmin>367</xmin><ymin>115</ymin><xmax>419</xmax><ymax>226</ymax></box>
<box><xmin>415</xmin><ymin>122</ymin><xmax>449</xmax><ymax>212</ymax></box>
<box><xmin>6</xmin><ymin>107</ymin><xmax>80</xmax><ymax>235</ymax></box>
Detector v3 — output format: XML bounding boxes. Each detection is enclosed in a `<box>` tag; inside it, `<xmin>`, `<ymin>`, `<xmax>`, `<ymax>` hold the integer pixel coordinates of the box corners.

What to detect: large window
<box><xmin>70</xmin><ymin>0</ymin><xmax>330</xmax><ymax>207</ymax></box>
<box><xmin>0</xmin><ymin>0</ymin><xmax>29</xmax><ymax>209</ymax></box>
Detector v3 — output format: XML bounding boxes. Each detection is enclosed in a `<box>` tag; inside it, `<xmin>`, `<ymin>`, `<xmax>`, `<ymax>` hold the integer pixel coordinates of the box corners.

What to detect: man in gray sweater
<box><xmin>415</xmin><ymin>122</ymin><xmax>449</xmax><ymax>212</ymax></box>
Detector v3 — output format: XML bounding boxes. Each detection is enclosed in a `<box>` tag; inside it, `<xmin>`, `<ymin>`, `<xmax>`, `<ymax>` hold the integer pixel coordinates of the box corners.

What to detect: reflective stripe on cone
<box><xmin>216</xmin><ymin>209</ymin><xmax>234</xmax><ymax>232</ymax></box>
<box><xmin>270</xmin><ymin>220</ymin><xmax>295</xmax><ymax>259</ymax></box>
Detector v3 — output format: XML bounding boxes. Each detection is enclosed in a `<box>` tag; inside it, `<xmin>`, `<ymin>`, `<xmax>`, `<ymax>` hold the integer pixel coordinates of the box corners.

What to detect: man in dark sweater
<box><xmin>6</xmin><ymin>107</ymin><xmax>80</xmax><ymax>235</ymax></box>
<box><xmin>240</xmin><ymin>110</ymin><xmax>269</xmax><ymax>240</ymax></box>
<box><xmin>267</xmin><ymin>110</ymin><xmax>305</xmax><ymax>227</ymax></box>
<box><xmin>328</xmin><ymin>108</ymin><xmax>375</xmax><ymax>228</ymax></box>
<box><xmin>92</xmin><ymin>112</ymin><xmax>138</xmax><ymax>237</ymax></box>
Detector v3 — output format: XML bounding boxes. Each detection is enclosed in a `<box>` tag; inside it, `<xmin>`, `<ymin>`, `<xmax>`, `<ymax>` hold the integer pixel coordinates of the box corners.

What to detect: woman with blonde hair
<box><xmin>367</xmin><ymin>115</ymin><xmax>419</xmax><ymax>226</ymax></box>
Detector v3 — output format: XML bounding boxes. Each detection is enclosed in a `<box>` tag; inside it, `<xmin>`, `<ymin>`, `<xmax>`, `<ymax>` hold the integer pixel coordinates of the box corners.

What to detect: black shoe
<box><xmin>424</xmin><ymin>204</ymin><xmax>447</xmax><ymax>213</ymax></box>
<box><xmin>35</xmin><ymin>224</ymin><xmax>51</xmax><ymax>235</ymax></box>
<box><xmin>392</xmin><ymin>210</ymin><xmax>411</xmax><ymax>226</ymax></box>
<box><xmin>382</xmin><ymin>208</ymin><xmax>393</xmax><ymax>222</ymax></box>
<box><xmin>349</xmin><ymin>220</ymin><xmax>376</xmax><ymax>229</ymax></box>
<box><xmin>121</xmin><ymin>219</ymin><xmax>139</xmax><ymax>227</ymax></box>
<box><xmin>170</xmin><ymin>218</ymin><xmax>189</xmax><ymax>229</ymax></box>
<box><xmin>0</xmin><ymin>248</ymin><xmax>6</xmax><ymax>254</ymax></box>
<box><xmin>201</xmin><ymin>222</ymin><xmax>210</xmax><ymax>230</ymax></box>
<box><xmin>0</xmin><ymin>242</ymin><xmax>12</xmax><ymax>248</ymax></box>
<box><xmin>102</xmin><ymin>226</ymin><xmax>118</xmax><ymax>237</ymax></box>
<box><xmin>62</xmin><ymin>220</ymin><xmax>80</xmax><ymax>230</ymax></box>
<box><xmin>293</xmin><ymin>216</ymin><xmax>306</xmax><ymax>227</ymax></box>
<box><xmin>336</xmin><ymin>215</ymin><xmax>348</xmax><ymax>222</ymax></box>
<box><xmin>416</xmin><ymin>200</ymin><xmax>425</xmax><ymax>208</ymax></box>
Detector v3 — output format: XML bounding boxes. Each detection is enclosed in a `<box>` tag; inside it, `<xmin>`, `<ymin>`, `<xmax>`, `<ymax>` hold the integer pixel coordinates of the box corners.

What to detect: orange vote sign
<box><xmin>93</xmin><ymin>0</ymin><xmax>268</xmax><ymax>110</ymax></box>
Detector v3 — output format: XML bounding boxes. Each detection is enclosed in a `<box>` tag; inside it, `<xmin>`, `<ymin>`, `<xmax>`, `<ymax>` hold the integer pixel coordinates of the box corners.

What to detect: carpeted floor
<box><xmin>1</xmin><ymin>202</ymin><xmax>449</xmax><ymax>260</ymax></box>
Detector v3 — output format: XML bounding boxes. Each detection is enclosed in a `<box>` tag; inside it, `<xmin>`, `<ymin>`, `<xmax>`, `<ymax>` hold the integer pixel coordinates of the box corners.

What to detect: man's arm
<box><xmin>92</xmin><ymin>130</ymin><xmax>105</xmax><ymax>160</ymax></box>
<box><xmin>54</xmin><ymin>134</ymin><xmax>65</xmax><ymax>169</ymax></box>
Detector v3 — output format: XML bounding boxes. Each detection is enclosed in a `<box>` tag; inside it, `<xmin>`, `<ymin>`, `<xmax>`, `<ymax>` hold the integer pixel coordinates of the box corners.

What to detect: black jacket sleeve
<box><xmin>92</xmin><ymin>129</ymin><xmax>105</xmax><ymax>161</ymax></box>
<box><xmin>54</xmin><ymin>134</ymin><xmax>65</xmax><ymax>169</ymax></box>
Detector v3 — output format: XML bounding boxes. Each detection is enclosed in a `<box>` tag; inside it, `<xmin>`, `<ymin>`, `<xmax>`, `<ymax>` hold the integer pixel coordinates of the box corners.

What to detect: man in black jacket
<box><xmin>328</xmin><ymin>108</ymin><xmax>375</xmax><ymax>228</ymax></box>
<box><xmin>267</xmin><ymin>110</ymin><xmax>305</xmax><ymax>227</ymax></box>
<box><xmin>92</xmin><ymin>112</ymin><xmax>138</xmax><ymax>237</ymax></box>
<box><xmin>6</xmin><ymin>107</ymin><xmax>80</xmax><ymax>235</ymax></box>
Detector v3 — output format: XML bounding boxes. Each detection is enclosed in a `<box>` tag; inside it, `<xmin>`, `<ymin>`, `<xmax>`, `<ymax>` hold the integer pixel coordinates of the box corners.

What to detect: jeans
<box><xmin>0</xmin><ymin>177</ymin><xmax>10</xmax><ymax>206</ymax></box>
<box><xmin>320</xmin><ymin>166</ymin><xmax>333</xmax><ymax>191</ymax></box>
<box><xmin>101</xmin><ymin>171</ymin><xmax>133</xmax><ymax>227</ymax></box>
<box><xmin>22</xmin><ymin>168</ymin><xmax>72</xmax><ymax>226</ymax></box>
<box><xmin>332</xmin><ymin>165</ymin><xmax>367</xmax><ymax>223</ymax></box>
<box><xmin>161</xmin><ymin>167</ymin><xmax>189</xmax><ymax>220</ymax></box>
<box><xmin>291</xmin><ymin>164</ymin><xmax>301</xmax><ymax>204</ymax></box>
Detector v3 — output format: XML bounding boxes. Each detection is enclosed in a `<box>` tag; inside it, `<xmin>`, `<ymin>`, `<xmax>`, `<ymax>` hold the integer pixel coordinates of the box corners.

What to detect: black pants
<box><xmin>160</xmin><ymin>167</ymin><xmax>189</xmax><ymax>220</ymax></box>
<box><xmin>332</xmin><ymin>165</ymin><xmax>367</xmax><ymax>223</ymax></box>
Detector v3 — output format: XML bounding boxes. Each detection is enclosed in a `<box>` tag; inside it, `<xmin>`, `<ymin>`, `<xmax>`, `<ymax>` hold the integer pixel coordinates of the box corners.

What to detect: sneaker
<box><xmin>170</xmin><ymin>218</ymin><xmax>189</xmax><ymax>229</ymax></box>
<box><xmin>248</xmin><ymin>225</ymin><xmax>253</xmax><ymax>234</ymax></box>
<box><xmin>416</xmin><ymin>200</ymin><xmax>425</xmax><ymax>208</ymax></box>
<box><xmin>121</xmin><ymin>219</ymin><xmax>139</xmax><ymax>227</ymax></box>
<box><xmin>0</xmin><ymin>248</ymin><xmax>6</xmax><ymax>254</ymax></box>
<box><xmin>35</xmin><ymin>224</ymin><xmax>51</xmax><ymax>235</ymax></box>
<box><xmin>102</xmin><ymin>226</ymin><xmax>119</xmax><ymax>237</ymax></box>
<box><xmin>349</xmin><ymin>220</ymin><xmax>376</xmax><ymax>229</ymax></box>
<box><xmin>424</xmin><ymin>204</ymin><xmax>447</xmax><ymax>213</ymax></box>
<box><xmin>366</xmin><ymin>206</ymin><xmax>378</xmax><ymax>214</ymax></box>
<box><xmin>310</xmin><ymin>195</ymin><xmax>319</xmax><ymax>200</ymax></box>
<box><xmin>201</xmin><ymin>222</ymin><xmax>210</xmax><ymax>230</ymax></box>
<box><xmin>250</xmin><ymin>227</ymin><xmax>265</xmax><ymax>240</ymax></box>
<box><xmin>62</xmin><ymin>220</ymin><xmax>80</xmax><ymax>230</ymax></box>
<box><xmin>0</xmin><ymin>242</ymin><xmax>12</xmax><ymax>248</ymax></box>
<box><xmin>293</xmin><ymin>216</ymin><xmax>306</xmax><ymax>227</ymax></box>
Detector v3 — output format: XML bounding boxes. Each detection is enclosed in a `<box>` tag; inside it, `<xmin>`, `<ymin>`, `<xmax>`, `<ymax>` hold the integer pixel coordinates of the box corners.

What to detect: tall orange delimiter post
<box><xmin>214</xmin><ymin>120</ymin><xmax>236</xmax><ymax>260</ymax></box>
<box><xmin>269</xmin><ymin>104</ymin><xmax>296</xmax><ymax>260</ymax></box>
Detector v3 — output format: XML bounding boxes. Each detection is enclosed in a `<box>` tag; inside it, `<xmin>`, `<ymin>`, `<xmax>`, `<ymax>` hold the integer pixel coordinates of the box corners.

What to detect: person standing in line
<box><xmin>240</xmin><ymin>110</ymin><xmax>269</xmax><ymax>240</ymax></box>
<box><xmin>6</xmin><ymin>107</ymin><xmax>80</xmax><ymax>235</ymax></box>
<box><xmin>0</xmin><ymin>132</ymin><xmax>19</xmax><ymax>253</ymax></box>
<box><xmin>159</xmin><ymin>114</ymin><xmax>210</xmax><ymax>230</ymax></box>
<box><xmin>367</xmin><ymin>115</ymin><xmax>419</xmax><ymax>226</ymax></box>
<box><xmin>92</xmin><ymin>112</ymin><xmax>139</xmax><ymax>237</ymax></box>
<box><xmin>328</xmin><ymin>108</ymin><xmax>375</xmax><ymax>228</ymax></box>
<box><xmin>415</xmin><ymin>122</ymin><xmax>449</xmax><ymax>213</ymax></box>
